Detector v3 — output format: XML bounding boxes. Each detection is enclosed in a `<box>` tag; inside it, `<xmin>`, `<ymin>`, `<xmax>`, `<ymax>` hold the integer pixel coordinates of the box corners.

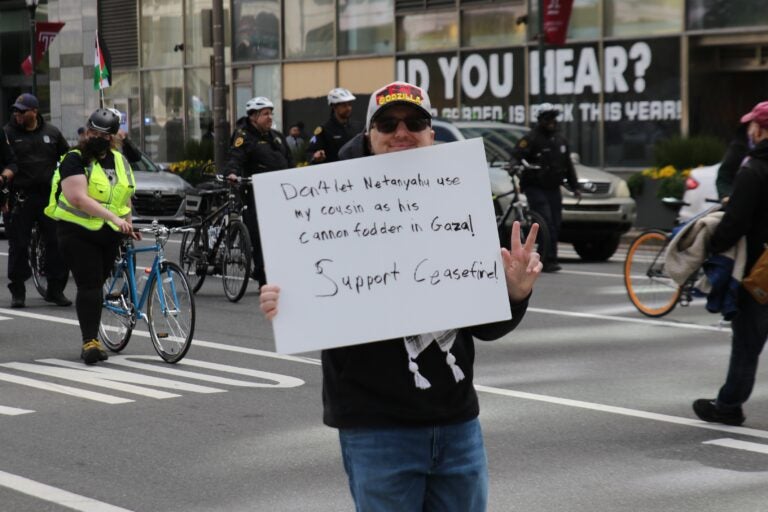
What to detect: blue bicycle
<box><xmin>99</xmin><ymin>221</ymin><xmax>196</xmax><ymax>363</ymax></box>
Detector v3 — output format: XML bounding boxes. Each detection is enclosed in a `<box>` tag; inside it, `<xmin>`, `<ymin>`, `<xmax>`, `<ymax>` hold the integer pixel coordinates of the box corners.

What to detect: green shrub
<box><xmin>652</xmin><ymin>135</ymin><xmax>725</xmax><ymax>170</ymax></box>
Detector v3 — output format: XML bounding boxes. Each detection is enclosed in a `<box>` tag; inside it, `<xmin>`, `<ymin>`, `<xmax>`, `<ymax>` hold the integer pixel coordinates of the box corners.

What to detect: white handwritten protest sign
<box><xmin>253</xmin><ymin>138</ymin><xmax>511</xmax><ymax>354</ymax></box>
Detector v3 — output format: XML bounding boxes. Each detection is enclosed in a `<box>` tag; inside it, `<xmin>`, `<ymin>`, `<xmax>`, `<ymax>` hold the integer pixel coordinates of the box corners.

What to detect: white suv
<box><xmin>431</xmin><ymin>119</ymin><xmax>637</xmax><ymax>261</ymax></box>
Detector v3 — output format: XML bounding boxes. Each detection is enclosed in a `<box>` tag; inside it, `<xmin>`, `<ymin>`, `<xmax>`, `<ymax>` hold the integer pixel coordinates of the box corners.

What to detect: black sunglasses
<box><xmin>374</xmin><ymin>116</ymin><xmax>431</xmax><ymax>134</ymax></box>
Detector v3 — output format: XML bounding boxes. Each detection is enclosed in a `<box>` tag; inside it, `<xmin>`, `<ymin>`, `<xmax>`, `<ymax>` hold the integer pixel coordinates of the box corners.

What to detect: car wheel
<box><xmin>572</xmin><ymin>234</ymin><xmax>621</xmax><ymax>262</ymax></box>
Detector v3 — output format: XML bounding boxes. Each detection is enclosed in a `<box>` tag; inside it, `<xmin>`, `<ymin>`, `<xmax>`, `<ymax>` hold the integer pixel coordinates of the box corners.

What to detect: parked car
<box><xmin>431</xmin><ymin>119</ymin><xmax>637</xmax><ymax>261</ymax></box>
<box><xmin>678</xmin><ymin>163</ymin><xmax>719</xmax><ymax>223</ymax></box>
<box><xmin>129</xmin><ymin>149</ymin><xmax>193</xmax><ymax>225</ymax></box>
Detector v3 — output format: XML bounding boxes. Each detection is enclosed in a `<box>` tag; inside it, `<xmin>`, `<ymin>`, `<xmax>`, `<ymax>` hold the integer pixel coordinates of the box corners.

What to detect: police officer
<box><xmin>306</xmin><ymin>88</ymin><xmax>362</xmax><ymax>165</ymax></box>
<box><xmin>226</xmin><ymin>96</ymin><xmax>294</xmax><ymax>285</ymax></box>
<box><xmin>0</xmin><ymin>129</ymin><xmax>16</xmax><ymax>216</ymax></box>
<box><xmin>512</xmin><ymin>103</ymin><xmax>580</xmax><ymax>273</ymax></box>
<box><xmin>3</xmin><ymin>93</ymin><xmax>70</xmax><ymax>307</ymax></box>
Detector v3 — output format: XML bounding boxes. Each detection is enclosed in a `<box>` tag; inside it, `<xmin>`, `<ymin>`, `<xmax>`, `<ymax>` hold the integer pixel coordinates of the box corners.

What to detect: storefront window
<box><xmin>687</xmin><ymin>0</ymin><xmax>768</xmax><ymax>30</ymax></box>
<box><xmin>569</xmin><ymin>0</ymin><xmax>600</xmax><ymax>40</ymax></box>
<box><xmin>104</xmin><ymin>72</ymin><xmax>140</xmax><ymax>143</ymax></box>
<box><xmin>605</xmin><ymin>0</ymin><xmax>683</xmax><ymax>37</ymax></box>
<box><xmin>186</xmin><ymin>68</ymin><xmax>214</xmax><ymax>143</ymax></box>
<box><xmin>284</xmin><ymin>0</ymin><xmax>335</xmax><ymax>58</ymax></box>
<box><xmin>245</xmin><ymin>65</ymin><xmax>283</xmax><ymax>129</ymax></box>
<box><xmin>338</xmin><ymin>0</ymin><xmax>394</xmax><ymax>55</ymax></box>
<box><xmin>186</xmin><ymin>0</ymin><xmax>231</xmax><ymax>66</ymax></box>
<box><xmin>461</xmin><ymin>5</ymin><xmax>525</xmax><ymax>48</ymax></box>
<box><xmin>397</xmin><ymin>11</ymin><xmax>458</xmax><ymax>52</ymax></box>
<box><xmin>142</xmin><ymin>69</ymin><xmax>184</xmax><ymax>163</ymax></box>
<box><xmin>141</xmin><ymin>0</ymin><xmax>183</xmax><ymax>67</ymax></box>
<box><xmin>233</xmin><ymin>0</ymin><xmax>280</xmax><ymax>61</ymax></box>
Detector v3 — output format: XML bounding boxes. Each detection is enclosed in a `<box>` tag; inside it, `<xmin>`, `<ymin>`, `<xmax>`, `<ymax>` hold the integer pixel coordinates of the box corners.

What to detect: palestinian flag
<box><xmin>93</xmin><ymin>30</ymin><xmax>111</xmax><ymax>90</ymax></box>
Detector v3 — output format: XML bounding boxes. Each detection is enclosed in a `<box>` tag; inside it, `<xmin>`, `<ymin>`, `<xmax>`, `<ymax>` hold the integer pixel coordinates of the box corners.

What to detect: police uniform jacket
<box><xmin>512</xmin><ymin>124</ymin><xmax>579</xmax><ymax>191</ymax></box>
<box><xmin>306</xmin><ymin>115</ymin><xmax>362</xmax><ymax>164</ymax></box>
<box><xmin>3</xmin><ymin>114</ymin><xmax>68</xmax><ymax>192</ymax></box>
<box><xmin>226</xmin><ymin>117</ymin><xmax>294</xmax><ymax>176</ymax></box>
<box><xmin>0</xmin><ymin>131</ymin><xmax>17</xmax><ymax>175</ymax></box>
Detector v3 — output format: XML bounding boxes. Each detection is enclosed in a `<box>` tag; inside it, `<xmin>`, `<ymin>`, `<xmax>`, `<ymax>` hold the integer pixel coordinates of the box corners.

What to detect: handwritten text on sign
<box><xmin>253</xmin><ymin>138</ymin><xmax>511</xmax><ymax>354</ymax></box>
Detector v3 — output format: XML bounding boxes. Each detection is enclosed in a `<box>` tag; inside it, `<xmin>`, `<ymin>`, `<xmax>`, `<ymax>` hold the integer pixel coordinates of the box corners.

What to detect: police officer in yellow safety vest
<box><xmin>45</xmin><ymin>108</ymin><xmax>139</xmax><ymax>365</ymax></box>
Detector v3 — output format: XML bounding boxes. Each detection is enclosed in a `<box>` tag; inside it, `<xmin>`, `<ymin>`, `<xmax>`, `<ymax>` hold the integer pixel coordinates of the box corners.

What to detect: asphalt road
<box><xmin>0</xmin><ymin>237</ymin><xmax>767</xmax><ymax>512</ymax></box>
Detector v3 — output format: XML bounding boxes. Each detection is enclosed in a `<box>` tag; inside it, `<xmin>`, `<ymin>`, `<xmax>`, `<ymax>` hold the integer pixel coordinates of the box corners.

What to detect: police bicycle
<box><xmin>179</xmin><ymin>175</ymin><xmax>253</xmax><ymax>302</ymax></box>
<box><xmin>100</xmin><ymin>221</ymin><xmax>196</xmax><ymax>363</ymax></box>
<box><xmin>494</xmin><ymin>159</ymin><xmax>551</xmax><ymax>261</ymax></box>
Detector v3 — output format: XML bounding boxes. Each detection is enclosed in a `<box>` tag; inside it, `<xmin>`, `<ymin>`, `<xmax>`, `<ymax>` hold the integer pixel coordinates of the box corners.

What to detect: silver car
<box><xmin>431</xmin><ymin>119</ymin><xmax>636</xmax><ymax>261</ymax></box>
<box><xmin>129</xmin><ymin>151</ymin><xmax>193</xmax><ymax>225</ymax></box>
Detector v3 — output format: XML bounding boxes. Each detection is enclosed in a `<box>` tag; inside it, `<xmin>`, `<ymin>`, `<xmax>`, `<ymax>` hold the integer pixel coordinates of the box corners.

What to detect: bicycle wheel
<box><xmin>146</xmin><ymin>261</ymin><xmax>195</xmax><ymax>363</ymax></box>
<box><xmin>221</xmin><ymin>220</ymin><xmax>252</xmax><ymax>303</ymax></box>
<box><xmin>624</xmin><ymin>229</ymin><xmax>681</xmax><ymax>317</ymax></box>
<box><xmin>179</xmin><ymin>227</ymin><xmax>207</xmax><ymax>293</ymax></box>
<box><xmin>29</xmin><ymin>224</ymin><xmax>47</xmax><ymax>298</ymax></box>
<box><xmin>99</xmin><ymin>265</ymin><xmax>135</xmax><ymax>352</ymax></box>
<box><xmin>499</xmin><ymin>210</ymin><xmax>551</xmax><ymax>263</ymax></box>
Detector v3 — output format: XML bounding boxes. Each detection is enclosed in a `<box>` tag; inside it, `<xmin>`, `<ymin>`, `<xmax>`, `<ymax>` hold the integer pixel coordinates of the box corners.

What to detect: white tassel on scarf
<box><xmin>403</xmin><ymin>330</ymin><xmax>462</xmax><ymax>390</ymax></box>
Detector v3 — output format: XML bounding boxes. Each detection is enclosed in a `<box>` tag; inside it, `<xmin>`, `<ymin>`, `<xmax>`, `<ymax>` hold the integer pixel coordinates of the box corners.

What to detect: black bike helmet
<box><xmin>87</xmin><ymin>108</ymin><xmax>120</xmax><ymax>135</ymax></box>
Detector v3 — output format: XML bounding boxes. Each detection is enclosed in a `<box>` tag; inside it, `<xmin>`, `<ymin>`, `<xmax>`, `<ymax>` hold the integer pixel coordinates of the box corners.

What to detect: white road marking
<box><xmin>703</xmin><ymin>438</ymin><xmax>768</xmax><ymax>454</ymax></box>
<box><xmin>0</xmin><ymin>469</ymin><xmax>136</xmax><ymax>512</ymax></box>
<box><xmin>557</xmin><ymin>269</ymin><xmax>624</xmax><ymax>278</ymax></box>
<box><xmin>0</xmin><ymin>405</ymin><xmax>34</xmax><ymax>415</ymax></box>
<box><xmin>0</xmin><ymin>371</ymin><xmax>132</xmax><ymax>404</ymax></box>
<box><xmin>475</xmin><ymin>385</ymin><xmax>768</xmax><ymax>440</ymax></box>
<box><xmin>528</xmin><ymin>306</ymin><xmax>728</xmax><ymax>332</ymax></box>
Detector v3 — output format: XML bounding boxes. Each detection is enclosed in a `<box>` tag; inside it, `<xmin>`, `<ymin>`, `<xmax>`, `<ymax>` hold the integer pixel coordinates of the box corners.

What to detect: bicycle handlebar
<box><xmin>215</xmin><ymin>174</ymin><xmax>253</xmax><ymax>185</ymax></box>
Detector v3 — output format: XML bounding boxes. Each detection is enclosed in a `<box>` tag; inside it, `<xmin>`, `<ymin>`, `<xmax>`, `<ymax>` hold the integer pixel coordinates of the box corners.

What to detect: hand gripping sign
<box><xmin>253</xmin><ymin>138</ymin><xmax>511</xmax><ymax>354</ymax></box>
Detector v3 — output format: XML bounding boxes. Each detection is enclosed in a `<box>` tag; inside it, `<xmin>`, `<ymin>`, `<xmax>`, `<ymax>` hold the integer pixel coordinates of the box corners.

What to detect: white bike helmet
<box><xmin>327</xmin><ymin>88</ymin><xmax>356</xmax><ymax>105</ymax></box>
<box><xmin>245</xmin><ymin>96</ymin><xmax>274</xmax><ymax>114</ymax></box>
<box><xmin>537</xmin><ymin>103</ymin><xmax>559</xmax><ymax>120</ymax></box>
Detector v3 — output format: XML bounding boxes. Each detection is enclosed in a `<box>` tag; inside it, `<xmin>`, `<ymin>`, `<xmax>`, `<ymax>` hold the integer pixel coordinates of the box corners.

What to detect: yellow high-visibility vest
<box><xmin>45</xmin><ymin>148</ymin><xmax>135</xmax><ymax>231</ymax></box>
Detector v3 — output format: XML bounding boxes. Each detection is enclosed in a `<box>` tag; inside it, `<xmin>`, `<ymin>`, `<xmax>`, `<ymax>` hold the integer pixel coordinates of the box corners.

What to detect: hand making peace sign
<box><xmin>501</xmin><ymin>221</ymin><xmax>543</xmax><ymax>303</ymax></box>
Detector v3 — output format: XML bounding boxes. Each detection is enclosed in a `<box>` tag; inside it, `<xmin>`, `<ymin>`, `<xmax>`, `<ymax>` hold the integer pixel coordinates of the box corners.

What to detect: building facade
<box><xmin>1</xmin><ymin>0</ymin><xmax>767</xmax><ymax>168</ymax></box>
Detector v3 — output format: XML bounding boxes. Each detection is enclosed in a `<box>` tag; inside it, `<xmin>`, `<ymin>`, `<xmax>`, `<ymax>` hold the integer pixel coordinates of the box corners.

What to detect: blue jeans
<box><xmin>717</xmin><ymin>290</ymin><xmax>768</xmax><ymax>409</ymax></box>
<box><xmin>338</xmin><ymin>418</ymin><xmax>488</xmax><ymax>512</ymax></box>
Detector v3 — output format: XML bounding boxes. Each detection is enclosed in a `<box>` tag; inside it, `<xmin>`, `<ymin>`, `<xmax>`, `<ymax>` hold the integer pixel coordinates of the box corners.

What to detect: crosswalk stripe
<box><xmin>703</xmin><ymin>438</ymin><xmax>768</xmax><ymax>455</ymax></box>
<box><xmin>0</xmin><ymin>372</ymin><xmax>132</xmax><ymax>404</ymax></box>
<box><xmin>0</xmin><ymin>469</ymin><xmax>136</xmax><ymax>512</ymax></box>
<box><xmin>0</xmin><ymin>405</ymin><xmax>34</xmax><ymax>415</ymax></box>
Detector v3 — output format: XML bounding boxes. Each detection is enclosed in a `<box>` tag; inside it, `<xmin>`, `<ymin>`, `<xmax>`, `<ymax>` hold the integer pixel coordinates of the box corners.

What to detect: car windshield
<box><xmin>455</xmin><ymin>126</ymin><xmax>526</xmax><ymax>165</ymax></box>
<box><xmin>129</xmin><ymin>152</ymin><xmax>160</xmax><ymax>173</ymax></box>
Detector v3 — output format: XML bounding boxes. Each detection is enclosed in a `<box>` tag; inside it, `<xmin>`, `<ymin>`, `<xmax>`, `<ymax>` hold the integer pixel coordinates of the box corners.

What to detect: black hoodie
<box><xmin>320</xmin><ymin>130</ymin><xmax>530</xmax><ymax>428</ymax></box>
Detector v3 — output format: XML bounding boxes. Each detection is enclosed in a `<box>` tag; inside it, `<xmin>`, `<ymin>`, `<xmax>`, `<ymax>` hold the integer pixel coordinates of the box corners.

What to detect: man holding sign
<box><xmin>260</xmin><ymin>81</ymin><xmax>542</xmax><ymax>511</ymax></box>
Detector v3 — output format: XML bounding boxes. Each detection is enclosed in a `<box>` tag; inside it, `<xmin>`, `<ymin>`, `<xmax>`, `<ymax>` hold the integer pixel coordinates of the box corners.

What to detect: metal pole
<box><xmin>538</xmin><ymin>0</ymin><xmax>545</xmax><ymax>103</ymax></box>
<box><xmin>212</xmin><ymin>0</ymin><xmax>229</xmax><ymax>172</ymax></box>
<box><xmin>29</xmin><ymin>4</ymin><xmax>37</xmax><ymax>97</ymax></box>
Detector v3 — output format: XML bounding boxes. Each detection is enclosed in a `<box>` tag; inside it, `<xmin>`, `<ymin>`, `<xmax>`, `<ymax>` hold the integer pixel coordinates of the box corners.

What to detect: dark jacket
<box><xmin>511</xmin><ymin>124</ymin><xmax>579</xmax><ymax>191</ymax></box>
<box><xmin>3</xmin><ymin>114</ymin><xmax>68</xmax><ymax>191</ymax></box>
<box><xmin>716</xmin><ymin>124</ymin><xmax>749</xmax><ymax>199</ymax></box>
<box><xmin>0</xmin><ymin>130</ymin><xmax>17</xmax><ymax>174</ymax></box>
<box><xmin>225</xmin><ymin>117</ymin><xmax>294</xmax><ymax>176</ymax></box>
<box><xmin>710</xmin><ymin>139</ymin><xmax>768</xmax><ymax>274</ymax></box>
<box><xmin>321</xmin><ymin>136</ymin><xmax>530</xmax><ymax>429</ymax></box>
<box><xmin>306</xmin><ymin>115</ymin><xmax>362</xmax><ymax>164</ymax></box>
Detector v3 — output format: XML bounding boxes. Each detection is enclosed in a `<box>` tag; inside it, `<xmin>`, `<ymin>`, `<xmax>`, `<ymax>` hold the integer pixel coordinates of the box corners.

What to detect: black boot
<box><xmin>8</xmin><ymin>282</ymin><xmax>25</xmax><ymax>308</ymax></box>
<box><xmin>44</xmin><ymin>280</ymin><xmax>72</xmax><ymax>307</ymax></box>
